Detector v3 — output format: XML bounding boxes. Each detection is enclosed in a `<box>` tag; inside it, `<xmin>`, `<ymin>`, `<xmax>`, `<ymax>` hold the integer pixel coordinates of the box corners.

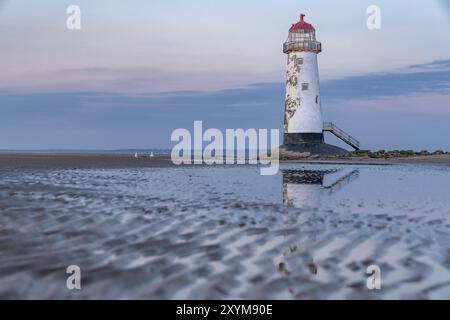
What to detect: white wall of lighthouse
<box><xmin>286</xmin><ymin>51</ymin><xmax>322</xmax><ymax>133</ymax></box>
<box><xmin>283</xmin><ymin>14</ymin><xmax>323</xmax><ymax>136</ymax></box>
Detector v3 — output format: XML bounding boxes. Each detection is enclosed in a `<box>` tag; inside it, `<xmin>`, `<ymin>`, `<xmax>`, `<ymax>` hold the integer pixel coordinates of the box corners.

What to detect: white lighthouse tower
<box><xmin>282</xmin><ymin>14</ymin><xmax>360</xmax><ymax>155</ymax></box>
<box><xmin>284</xmin><ymin>14</ymin><xmax>323</xmax><ymax>144</ymax></box>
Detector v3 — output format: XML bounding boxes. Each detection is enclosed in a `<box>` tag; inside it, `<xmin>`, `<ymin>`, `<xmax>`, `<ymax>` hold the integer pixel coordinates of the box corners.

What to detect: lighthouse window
<box><xmin>302</xmin><ymin>83</ymin><xmax>309</xmax><ymax>91</ymax></box>
<box><xmin>298</xmin><ymin>58</ymin><xmax>303</xmax><ymax>65</ymax></box>
<box><xmin>316</xmin><ymin>95</ymin><xmax>320</xmax><ymax>104</ymax></box>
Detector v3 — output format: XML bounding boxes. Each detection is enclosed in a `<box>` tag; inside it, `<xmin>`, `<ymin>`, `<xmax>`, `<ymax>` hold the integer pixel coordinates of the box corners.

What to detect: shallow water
<box><xmin>1</xmin><ymin>163</ymin><xmax>450</xmax><ymax>299</ymax></box>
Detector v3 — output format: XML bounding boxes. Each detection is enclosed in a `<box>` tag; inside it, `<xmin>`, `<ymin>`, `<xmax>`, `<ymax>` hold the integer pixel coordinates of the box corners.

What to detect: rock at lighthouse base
<box><xmin>279</xmin><ymin>143</ymin><xmax>349</xmax><ymax>160</ymax></box>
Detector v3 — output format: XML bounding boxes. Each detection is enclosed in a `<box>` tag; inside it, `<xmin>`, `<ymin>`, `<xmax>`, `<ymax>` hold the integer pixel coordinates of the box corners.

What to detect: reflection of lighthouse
<box><xmin>278</xmin><ymin>168</ymin><xmax>359</xmax><ymax>279</ymax></box>
<box><xmin>283</xmin><ymin>168</ymin><xmax>359</xmax><ymax>208</ymax></box>
<box><xmin>283</xmin><ymin>170</ymin><xmax>325</xmax><ymax>209</ymax></box>
<box><xmin>282</xmin><ymin>14</ymin><xmax>360</xmax><ymax>155</ymax></box>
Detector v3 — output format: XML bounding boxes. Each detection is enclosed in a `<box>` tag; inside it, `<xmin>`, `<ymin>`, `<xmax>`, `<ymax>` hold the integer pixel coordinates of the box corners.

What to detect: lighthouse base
<box><xmin>284</xmin><ymin>133</ymin><xmax>324</xmax><ymax>145</ymax></box>
<box><xmin>281</xmin><ymin>132</ymin><xmax>349</xmax><ymax>158</ymax></box>
<box><xmin>280</xmin><ymin>142</ymin><xmax>349</xmax><ymax>159</ymax></box>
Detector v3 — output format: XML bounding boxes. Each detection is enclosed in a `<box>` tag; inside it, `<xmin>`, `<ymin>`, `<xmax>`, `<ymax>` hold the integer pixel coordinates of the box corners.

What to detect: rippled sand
<box><xmin>1</xmin><ymin>156</ymin><xmax>450</xmax><ymax>299</ymax></box>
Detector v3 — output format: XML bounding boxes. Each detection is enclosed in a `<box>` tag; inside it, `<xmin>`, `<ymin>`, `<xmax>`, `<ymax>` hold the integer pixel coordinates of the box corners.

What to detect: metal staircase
<box><xmin>323</xmin><ymin>122</ymin><xmax>360</xmax><ymax>150</ymax></box>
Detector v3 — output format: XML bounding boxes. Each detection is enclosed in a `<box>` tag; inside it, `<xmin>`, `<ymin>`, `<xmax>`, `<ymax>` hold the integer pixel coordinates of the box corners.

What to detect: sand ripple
<box><xmin>1</xmin><ymin>165</ymin><xmax>450</xmax><ymax>299</ymax></box>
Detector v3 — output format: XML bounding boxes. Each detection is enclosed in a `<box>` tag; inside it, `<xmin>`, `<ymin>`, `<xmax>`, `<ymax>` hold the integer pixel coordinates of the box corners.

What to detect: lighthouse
<box><xmin>281</xmin><ymin>14</ymin><xmax>360</xmax><ymax>156</ymax></box>
<box><xmin>284</xmin><ymin>13</ymin><xmax>323</xmax><ymax>144</ymax></box>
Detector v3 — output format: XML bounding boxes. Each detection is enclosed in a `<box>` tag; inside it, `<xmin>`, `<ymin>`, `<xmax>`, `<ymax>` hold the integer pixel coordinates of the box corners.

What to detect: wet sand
<box><xmin>2</xmin><ymin>153</ymin><xmax>450</xmax><ymax>169</ymax></box>
<box><xmin>0</xmin><ymin>153</ymin><xmax>174</xmax><ymax>169</ymax></box>
<box><xmin>1</xmin><ymin>153</ymin><xmax>450</xmax><ymax>299</ymax></box>
<box><xmin>284</xmin><ymin>156</ymin><xmax>450</xmax><ymax>166</ymax></box>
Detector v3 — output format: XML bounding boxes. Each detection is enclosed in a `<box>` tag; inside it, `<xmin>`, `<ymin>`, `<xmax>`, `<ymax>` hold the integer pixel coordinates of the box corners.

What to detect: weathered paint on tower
<box><xmin>283</xmin><ymin>14</ymin><xmax>323</xmax><ymax>144</ymax></box>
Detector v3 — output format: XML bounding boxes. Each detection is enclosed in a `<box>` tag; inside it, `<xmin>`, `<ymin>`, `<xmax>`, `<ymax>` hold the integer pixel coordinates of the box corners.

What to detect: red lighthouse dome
<box><xmin>289</xmin><ymin>14</ymin><xmax>315</xmax><ymax>32</ymax></box>
<box><xmin>283</xmin><ymin>13</ymin><xmax>321</xmax><ymax>55</ymax></box>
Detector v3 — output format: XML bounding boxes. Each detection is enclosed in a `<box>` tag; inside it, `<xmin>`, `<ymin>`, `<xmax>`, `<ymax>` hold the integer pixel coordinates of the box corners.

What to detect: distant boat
<box><xmin>134</xmin><ymin>152</ymin><xmax>139</xmax><ymax>159</ymax></box>
<box><xmin>150</xmin><ymin>152</ymin><xmax>154</xmax><ymax>158</ymax></box>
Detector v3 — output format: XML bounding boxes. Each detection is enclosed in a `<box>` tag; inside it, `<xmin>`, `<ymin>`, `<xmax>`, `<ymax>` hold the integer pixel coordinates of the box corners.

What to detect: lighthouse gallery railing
<box><xmin>283</xmin><ymin>41</ymin><xmax>322</xmax><ymax>54</ymax></box>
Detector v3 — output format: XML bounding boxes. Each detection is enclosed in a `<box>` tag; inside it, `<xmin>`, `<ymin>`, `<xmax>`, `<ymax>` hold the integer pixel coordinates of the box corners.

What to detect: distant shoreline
<box><xmin>1</xmin><ymin>152</ymin><xmax>450</xmax><ymax>169</ymax></box>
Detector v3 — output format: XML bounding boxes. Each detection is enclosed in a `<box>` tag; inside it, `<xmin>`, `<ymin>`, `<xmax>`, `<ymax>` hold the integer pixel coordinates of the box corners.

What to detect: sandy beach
<box><xmin>1</xmin><ymin>153</ymin><xmax>450</xmax><ymax>299</ymax></box>
<box><xmin>0</xmin><ymin>152</ymin><xmax>175</xmax><ymax>169</ymax></box>
<box><xmin>2</xmin><ymin>152</ymin><xmax>450</xmax><ymax>168</ymax></box>
<box><xmin>284</xmin><ymin>154</ymin><xmax>450</xmax><ymax>166</ymax></box>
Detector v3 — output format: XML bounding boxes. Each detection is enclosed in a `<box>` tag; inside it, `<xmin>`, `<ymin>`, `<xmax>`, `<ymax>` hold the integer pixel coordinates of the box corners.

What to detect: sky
<box><xmin>0</xmin><ymin>0</ymin><xmax>450</xmax><ymax>150</ymax></box>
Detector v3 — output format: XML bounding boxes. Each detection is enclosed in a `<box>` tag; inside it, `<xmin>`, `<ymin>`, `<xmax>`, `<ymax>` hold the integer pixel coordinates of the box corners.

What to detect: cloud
<box><xmin>2</xmin><ymin>59</ymin><xmax>450</xmax><ymax>113</ymax></box>
<box><xmin>1</xmin><ymin>59</ymin><xmax>450</xmax><ymax>149</ymax></box>
<box><xmin>0</xmin><ymin>65</ymin><xmax>280</xmax><ymax>94</ymax></box>
<box><xmin>407</xmin><ymin>59</ymin><xmax>450</xmax><ymax>71</ymax></box>
<box><xmin>321</xmin><ymin>60</ymin><xmax>450</xmax><ymax>103</ymax></box>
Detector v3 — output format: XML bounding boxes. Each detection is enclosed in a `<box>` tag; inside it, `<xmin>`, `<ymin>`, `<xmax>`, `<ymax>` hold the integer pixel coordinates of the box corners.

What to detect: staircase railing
<box><xmin>323</xmin><ymin>122</ymin><xmax>360</xmax><ymax>150</ymax></box>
